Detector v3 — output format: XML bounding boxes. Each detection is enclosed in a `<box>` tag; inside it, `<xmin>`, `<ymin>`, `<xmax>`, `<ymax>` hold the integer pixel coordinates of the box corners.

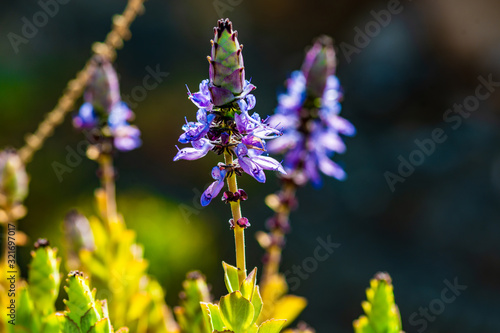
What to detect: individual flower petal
<box><xmin>188</xmin><ymin>80</ymin><xmax>212</xmax><ymax>109</ymax></box>
<box><xmin>305</xmin><ymin>155</ymin><xmax>322</xmax><ymax>188</ymax></box>
<box><xmin>73</xmin><ymin>102</ymin><xmax>98</xmax><ymax>129</ymax></box>
<box><xmin>174</xmin><ymin>139</ymin><xmax>213</xmax><ymax>161</ymax></box>
<box><xmin>108</xmin><ymin>102</ymin><xmax>133</xmax><ymax>128</ymax></box>
<box><xmin>235</xmin><ymin>143</ymin><xmax>266</xmax><ymax>183</ymax></box>
<box><xmin>238</xmin><ymin>156</ymin><xmax>266</xmax><ymax>183</ymax></box>
<box><xmin>252</xmin><ymin>155</ymin><xmax>286</xmax><ymax>174</ymax></box>
<box><xmin>318</xmin><ymin>154</ymin><xmax>346</xmax><ymax>181</ymax></box>
<box><xmin>179</xmin><ymin>110</ymin><xmax>215</xmax><ymax>143</ymax></box>
<box><xmin>112</xmin><ymin>125</ymin><xmax>142</xmax><ymax>151</ymax></box>
<box><xmin>201</xmin><ymin>166</ymin><xmax>227</xmax><ymax>206</ymax></box>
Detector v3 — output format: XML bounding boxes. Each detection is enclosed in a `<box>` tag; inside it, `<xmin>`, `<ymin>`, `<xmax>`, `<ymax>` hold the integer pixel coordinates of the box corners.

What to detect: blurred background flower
<box><xmin>1</xmin><ymin>0</ymin><xmax>499</xmax><ymax>332</ymax></box>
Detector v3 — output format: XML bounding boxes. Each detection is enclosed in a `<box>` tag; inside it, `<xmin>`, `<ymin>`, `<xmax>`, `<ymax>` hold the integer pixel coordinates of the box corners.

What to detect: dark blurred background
<box><xmin>1</xmin><ymin>0</ymin><xmax>500</xmax><ymax>332</ymax></box>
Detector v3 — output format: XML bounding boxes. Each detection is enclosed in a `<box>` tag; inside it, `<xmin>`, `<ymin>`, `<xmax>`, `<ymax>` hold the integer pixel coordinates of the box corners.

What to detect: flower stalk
<box><xmin>97</xmin><ymin>152</ymin><xmax>118</xmax><ymax>227</ymax></box>
<box><xmin>261</xmin><ymin>181</ymin><xmax>297</xmax><ymax>284</ymax></box>
<box><xmin>174</xmin><ymin>19</ymin><xmax>284</xmax><ymax>285</ymax></box>
<box><xmin>224</xmin><ymin>151</ymin><xmax>247</xmax><ymax>284</ymax></box>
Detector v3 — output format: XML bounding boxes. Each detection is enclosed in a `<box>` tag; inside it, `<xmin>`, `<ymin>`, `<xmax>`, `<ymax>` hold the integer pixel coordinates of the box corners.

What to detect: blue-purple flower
<box><xmin>267</xmin><ymin>36</ymin><xmax>355</xmax><ymax>187</ymax></box>
<box><xmin>73</xmin><ymin>55</ymin><xmax>141</xmax><ymax>152</ymax></box>
<box><xmin>174</xmin><ymin>19</ymin><xmax>285</xmax><ymax>206</ymax></box>
<box><xmin>201</xmin><ymin>166</ymin><xmax>227</xmax><ymax>206</ymax></box>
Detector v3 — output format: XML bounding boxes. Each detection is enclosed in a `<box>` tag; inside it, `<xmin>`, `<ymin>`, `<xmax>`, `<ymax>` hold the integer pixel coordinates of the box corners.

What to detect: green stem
<box><xmin>224</xmin><ymin>151</ymin><xmax>247</xmax><ymax>285</ymax></box>
<box><xmin>262</xmin><ymin>182</ymin><xmax>296</xmax><ymax>285</ymax></box>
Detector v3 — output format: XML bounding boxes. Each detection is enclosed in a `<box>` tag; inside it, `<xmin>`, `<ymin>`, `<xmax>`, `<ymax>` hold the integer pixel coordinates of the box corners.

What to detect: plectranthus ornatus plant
<box><xmin>353</xmin><ymin>272</ymin><xmax>404</xmax><ymax>333</ymax></box>
<box><xmin>174</xmin><ymin>18</ymin><xmax>286</xmax><ymax>333</ymax></box>
<box><xmin>174</xmin><ymin>271</ymin><xmax>212</xmax><ymax>333</ymax></box>
<box><xmin>69</xmin><ymin>54</ymin><xmax>179</xmax><ymax>332</ymax></box>
<box><xmin>72</xmin><ymin>54</ymin><xmax>141</xmax><ymax>227</ymax></box>
<box><xmin>59</xmin><ymin>270</ymin><xmax>127</xmax><ymax>333</ymax></box>
<box><xmin>0</xmin><ymin>149</ymin><xmax>30</xmax><ymax>332</ymax></box>
<box><xmin>7</xmin><ymin>239</ymin><xmax>60</xmax><ymax>333</ymax></box>
<box><xmin>255</xmin><ymin>36</ymin><xmax>356</xmax><ymax>327</ymax></box>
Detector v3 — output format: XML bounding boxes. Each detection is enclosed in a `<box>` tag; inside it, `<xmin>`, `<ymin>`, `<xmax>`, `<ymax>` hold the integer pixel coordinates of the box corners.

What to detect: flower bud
<box><xmin>0</xmin><ymin>149</ymin><xmax>29</xmax><ymax>206</ymax></box>
<box><xmin>85</xmin><ymin>55</ymin><xmax>121</xmax><ymax>113</ymax></box>
<box><xmin>208</xmin><ymin>18</ymin><xmax>247</xmax><ymax>106</ymax></box>
<box><xmin>301</xmin><ymin>35</ymin><xmax>336</xmax><ymax>97</ymax></box>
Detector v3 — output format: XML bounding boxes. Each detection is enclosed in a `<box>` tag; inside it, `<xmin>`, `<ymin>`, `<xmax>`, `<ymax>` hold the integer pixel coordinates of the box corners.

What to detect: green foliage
<box><xmin>29</xmin><ymin>239</ymin><xmax>61</xmax><ymax>316</ymax></box>
<box><xmin>201</xmin><ymin>264</ymin><xmax>286</xmax><ymax>333</ymax></box>
<box><xmin>72</xmin><ymin>191</ymin><xmax>179</xmax><ymax>333</ymax></box>
<box><xmin>174</xmin><ymin>271</ymin><xmax>212</xmax><ymax>333</ymax></box>
<box><xmin>353</xmin><ymin>272</ymin><xmax>404</xmax><ymax>333</ymax></box>
<box><xmin>8</xmin><ymin>241</ymin><xmax>125</xmax><ymax>333</ymax></box>
<box><xmin>59</xmin><ymin>271</ymin><xmax>127</xmax><ymax>333</ymax></box>
<box><xmin>10</xmin><ymin>240</ymin><xmax>61</xmax><ymax>333</ymax></box>
<box><xmin>257</xmin><ymin>274</ymin><xmax>307</xmax><ymax>328</ymax></box>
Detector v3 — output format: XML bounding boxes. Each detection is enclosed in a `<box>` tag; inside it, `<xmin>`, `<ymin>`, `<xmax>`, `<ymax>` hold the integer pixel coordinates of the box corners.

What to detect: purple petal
<box><xmin>108</xmin><ymin>102</ymin><xmax>133</xmax><ymax>128</ymax></box>
<box><xmin>318</xmin><ymin>155</ymin><xmax>346</xmax><ymax>181</ymax></box>
<box><xmin>174</xmin><ymin>139</ymin><xmax>212</xmax><ymax>161</ymax></box>
<box><xmin>240</xmin><ymin>80</ymin><xmax>256</xmax><ymax>99</ymax></box>
<box><xmin>305</xmin><ymin>156</ymin><xmax>322</xmax><ymax>188</ymax></box>
<box><xmin>318</xmin><ymin>131</ymin><xmax>346</xmax><ymax>153</ymax></box>
<box><xmin>201</xmin><ymin>168</ymin><xmax>227</xmax><ymax>206</ymax></box>
<box><xmin>235</xmin><ymin>143</ymin><xmax>249</xmax><ymax>157</ymax></box>
<box><xmin>235</xmin><ymin>112</ymin><xmax>249</xmax><ymax>134</ymax></box>
<box><xmin>328</xmin><ymin>115</ymin><xmax>356</xmax><ymax>136</ymax></box>
<box><xmin>237</xmin><ymin>99</ymin><xmax>248</xmax><ymax>112</ymax></box>
<box><xmin>73</xmin><ymin>102</ymin><xmax>98</xmax><ymax>129</ymax></box>
<box><xmin>188</xmin><ymin>80</ymin><xmax>212</xmax><ymax>109</ymax></box>
<box><xmin>252</xmin><ymin>155</ymin><xmax>286</xmax><ymax>174</ymax></box>
<box><xmin>267</xmin><ymin>133</ymin><xmax>300</xmax><ymax>154</ymax></box>
<box><xmin>112</xmin><ymin>125</ymin><xmax>141</xmax><ymax>151</ymax></box>
<box><xmin>211</xmin><ymin>165</ymin><xmax>222</xmax><ymax>180</ymax></box>
<box><xmin>245</xmin><ymin>94</ymin><xmax>256</xmax><ymax>110</ymax></box>
<box><xmin>238</xmin><ymin>155</ymin><xmax>266</xmax><ymax>183</ymax></box>
<box><xmin>241</xmin><ymin>135</ymin><xmax>264</xmax><ymax>151</ymax></box>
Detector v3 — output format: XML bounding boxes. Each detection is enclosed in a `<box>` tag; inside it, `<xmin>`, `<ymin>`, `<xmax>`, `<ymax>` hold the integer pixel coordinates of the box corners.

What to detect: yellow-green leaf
<box><xmin>219</xmin><ymin>291</ymin><xmax>255</xmax><ymax>333</ymax></box>
<box><xmin>258</xmin><ymin>319</ymin><xmax>287</xmax><ymax>333</ymax></box>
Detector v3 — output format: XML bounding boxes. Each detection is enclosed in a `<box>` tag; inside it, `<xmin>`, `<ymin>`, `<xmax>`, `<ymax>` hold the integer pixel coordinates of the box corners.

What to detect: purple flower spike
<box><xmin>73</xmin><ymin>55</ymin><xmax>141</xmax><ymax>152</ymax></box>
<box><xmin>268</xmin><ymin>36</ymin><xmax>355</xmax><ymax>186</ymax></box>
<box><xmin>201</xmin><ymin>166</ymin><xmax>227</xmax><ymax>206</ymax></box>
<box><xmin>175</xmin><ymin>19</ymin><xmax>286</xmax><ymax>209</ymax></box>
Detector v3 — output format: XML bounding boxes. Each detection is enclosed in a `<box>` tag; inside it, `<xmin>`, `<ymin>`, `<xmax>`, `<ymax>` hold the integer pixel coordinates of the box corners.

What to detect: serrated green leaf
<box><xmin>88</xmin><ymin>318</ymin><xmax>112</xmax><ymax>333</ymax></box>
<box><xmin>223</xmin><ymin>262</ymin><xmax>240</xmax><ymax>294</ymax></box>
<box><xmin>28</xmin><ymin>244</ymin><xmax>61</xmax><ymax>316</ymax></box>
<box><xmin>353</xmin><ymin>273</ymin><xmax>403</xmax><ymax>333</ymax></box>
<box><xmin>240</xmin><ymin>268</ymin><xmax>257</xmax><ymax>301</ymax></box>
<box><xmin>57</xmin><ymin>314</ymin><xmax>80</xmax><ymax>333</ymax></box>
<box><xmin>251</xmin><ymin>286</ymin><xmax>263</xmax><ymax>324</ymax></box>
<box><xmin>63</xmin><ymin>272</ymin><xmax>97</xmax><ymax>329</ymax></box>
<box><xmin>81</xmin><ymin>307</ymin><xmax>101</xmax><ymax>333</ymax></box>
<box><xmin>220</xmin><ymin>291</ymin><xmax>255</xmax><ymax>333</ymax></box>
<box><xmin>258</xmin><ymin>319</ymin><xmax>287</xmax><ymax>333</ymax></box>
